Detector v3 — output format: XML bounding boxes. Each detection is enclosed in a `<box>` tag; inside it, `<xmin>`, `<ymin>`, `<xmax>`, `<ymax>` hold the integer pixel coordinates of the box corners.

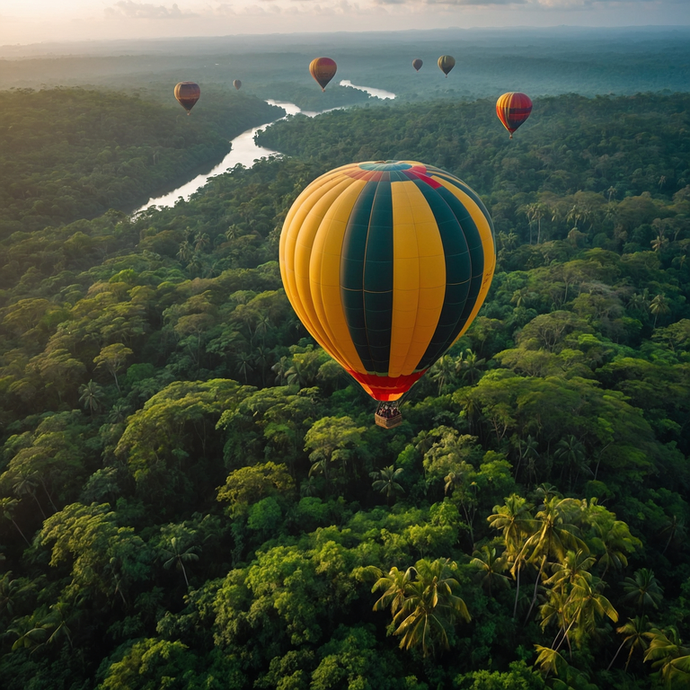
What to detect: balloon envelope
<box><xmin>412</xmin><ymin>58</ymin><xmax>423</xmax><ymax>72</ymax></box>
<box><xmin>438</xmin><ymin>55</ymin><xmax>455</xmax><ymax>76</ymax></box>
<box><xmin>233</xmin><ymin>79</ymin><xmax>242</xmax><ymax>90</ymax></box>
<box><xmin>496</xmin><ymin>92</ymin><xmax>533</xmax><ymax>138</ymax></box>
<box><xmin>174</xmin><ymin>82</ymin><xmax>200</xmax><ymax>113</ymax></box>
<box><xmin>309</xmin><ymin>57</ymin><xmax>337</xmax><ymax>91</ymax></box>
<box><xmin>280</xmin><ymin>160</ymin><xmax>496</xmax><ymax>401</ymax></box>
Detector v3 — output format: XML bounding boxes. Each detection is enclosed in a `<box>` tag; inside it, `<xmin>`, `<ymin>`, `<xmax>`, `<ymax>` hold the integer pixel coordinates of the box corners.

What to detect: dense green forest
<box><xmin>0</xmin><ymin>89</ymin><xmax>689</xmax><ymax>689</ymax></box>
<box><xmin>0</xmin><ymin>88</ymin><xmax>282</xmax><ymax>237</ymax></box>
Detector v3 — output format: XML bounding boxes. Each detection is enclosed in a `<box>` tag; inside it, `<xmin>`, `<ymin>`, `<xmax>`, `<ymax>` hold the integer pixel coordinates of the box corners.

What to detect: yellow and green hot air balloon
<box><xmin>280</xmin><ymin>160</ymin><xmax>496</xmax><ymax>407</ymax></box>
<box><xmin>438</xmin><ymin>55</ymin><xmax>455</xmax><ymax>77</ymax></box>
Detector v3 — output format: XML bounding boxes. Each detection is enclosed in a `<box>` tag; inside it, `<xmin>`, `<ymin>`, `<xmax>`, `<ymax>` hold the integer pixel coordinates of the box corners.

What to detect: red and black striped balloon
<box><xmin>496</xmin><ymin>92</ymin><xmax>532</xmax><ymax>139</ymax></box>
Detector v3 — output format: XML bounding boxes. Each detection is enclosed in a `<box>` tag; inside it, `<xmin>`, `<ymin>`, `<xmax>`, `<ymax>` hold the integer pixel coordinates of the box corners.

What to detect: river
<box><xmin>339</xmin><ymin>80</ymin><xmax>396</xmax><ymax>100</ymax></box>
<box><xmin>135</xmin><ymin>87</ymin><xmax>396</xmax><ymax>213</ymax></box>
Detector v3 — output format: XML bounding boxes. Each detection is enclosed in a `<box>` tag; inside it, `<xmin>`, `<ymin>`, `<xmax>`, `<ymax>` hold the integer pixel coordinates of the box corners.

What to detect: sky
<box><xmin>1</xmin><ymin>0</ymin><xmax>689</xmax><ymax>46</ymax></box>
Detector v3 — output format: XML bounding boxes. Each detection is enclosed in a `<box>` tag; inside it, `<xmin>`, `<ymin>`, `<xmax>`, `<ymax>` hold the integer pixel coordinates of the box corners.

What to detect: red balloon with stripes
<box><xmin>496</xmin><ymin>92</ymin><xmax>532</xmax><ymax>139</ymax></box>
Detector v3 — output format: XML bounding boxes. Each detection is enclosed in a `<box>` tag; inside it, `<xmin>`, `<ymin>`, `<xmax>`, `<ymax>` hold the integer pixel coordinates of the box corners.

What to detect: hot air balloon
<box><xmin>438</xmin><ymin>55</ymin><xmax>455</xmax><ymax>77</ymax></box>
<box><xmin>496</xmin><ymin>92</ymin><xmax>532</xmax><ymax>139</ymax></box>
<box><xmin>309</xmin><ymin>57</ymin><xmax>337</xmax><ymax>91</ymax></box>
<box><xmin>280</xmin><ymin>160</ymin><xmax>496</xmax><ymax>425</ymax></box>
<box><xmin>412</xmin><ymin>58</ymin><xmax>423</xmax><ymax>72</ymax></box>
<box><xmin>233</xmin><ymin>79</ymin><xmax>242</xmax><ymax>91</ymax></box>
<box><xmin>174</xmin><ymin>81</ymin><xmax>200</xmax><ymax>114</ymax></box>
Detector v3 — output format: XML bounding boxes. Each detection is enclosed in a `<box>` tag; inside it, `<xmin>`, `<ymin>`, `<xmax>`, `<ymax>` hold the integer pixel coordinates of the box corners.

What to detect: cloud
<box><xmin>372</xmin><ymin>0</ymin><xmax>525</xmax><ymax>6</ymax></box>
<box><xmin>105</xmin><ymin>1</ymin><xmax>198</xmax><ymax>19</ymax></box>
<box><xmin>425</xmin><ymin>0</ymin><xmax>525</xmax><ymax>4</ymax></box>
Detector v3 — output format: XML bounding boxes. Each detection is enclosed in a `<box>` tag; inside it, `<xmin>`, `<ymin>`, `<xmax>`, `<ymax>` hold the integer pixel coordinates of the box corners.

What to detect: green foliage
<box><xmin>0</xmin><ymin>86</ymin><xmax>689</xmax><ymax>690</ymax></box>
<box><xmin>0</xmin><ymin>88</ymin><xmax>281</xmax><ymax>237</ymax></box>
<box><xmin>217</xmin><ymin>461</ymin><xmax>294</xmax><ymax>516</ymax></box>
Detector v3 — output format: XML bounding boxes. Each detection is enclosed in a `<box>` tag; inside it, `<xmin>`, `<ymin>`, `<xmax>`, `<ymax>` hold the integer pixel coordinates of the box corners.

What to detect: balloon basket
<box><xmin>374</xmin><ymin>402</ymin><xmax>403</xmax><ymax>429</ymax></box>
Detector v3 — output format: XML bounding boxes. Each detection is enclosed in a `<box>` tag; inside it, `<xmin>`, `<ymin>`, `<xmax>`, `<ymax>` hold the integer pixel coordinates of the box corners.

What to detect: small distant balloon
<box><xmin>496</xmin><ymin>92</ymin><xmax>533</xmax><ymax>139</ymax></box>
<box><xmin>174</xmin><ymin>82</ymin><xmax>200</xmax><ymax>114</ymax></box>
<box><xmin>233</xmin><ymin>79</ymin><xmax>242</xmax><ymax>91</ymax></box>
<box><xmin>309</xmin><ymin>57</ymin><xmax>337</xmax><ymax>91</ymax></box>
<box><xmin>437</xmin><ymin>55</ymin><xmax>455</xmax><ymax>77</ymax></box>
<box><xmin>412</xmin><ymin>58</ymin><xmax>423</xmax><ymax>72</ymax></box>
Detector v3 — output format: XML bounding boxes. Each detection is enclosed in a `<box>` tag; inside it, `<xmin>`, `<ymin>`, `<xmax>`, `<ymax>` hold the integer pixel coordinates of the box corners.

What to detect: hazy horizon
<box><xmin>3</xmin><ymin>0</ymin><xmax>689</xmax><ymax>48</ymax></box>
<box><xmin>2</xmin><ymin>24</ymin><xmax>690</xmax><ymax>59</ymax></box>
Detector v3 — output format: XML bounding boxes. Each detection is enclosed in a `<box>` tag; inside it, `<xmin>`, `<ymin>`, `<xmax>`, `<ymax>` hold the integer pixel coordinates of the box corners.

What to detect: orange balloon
<box><xmin>309</xmin><ymin>57</ymin><xmax>337</xmax><ymax>91</ymax></box>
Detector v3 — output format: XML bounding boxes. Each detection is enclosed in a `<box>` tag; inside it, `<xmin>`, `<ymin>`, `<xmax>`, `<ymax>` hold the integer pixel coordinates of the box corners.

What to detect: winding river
<box><xmin>135</xmin><ymin>87</ymin><xmax>396</xmax><ymax>213</ymax></box>
<box><xmin>339</xmin><ymin>80</ymin><xmax>396</xmax><ymax>100</ymax></box>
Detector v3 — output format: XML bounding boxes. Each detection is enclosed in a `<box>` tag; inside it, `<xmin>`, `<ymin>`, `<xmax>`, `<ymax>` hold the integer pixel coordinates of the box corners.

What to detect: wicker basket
<box><xmin>375</xmin><ymin>413</ymin><xmax>403</xmax><ymax>429</ymax></box>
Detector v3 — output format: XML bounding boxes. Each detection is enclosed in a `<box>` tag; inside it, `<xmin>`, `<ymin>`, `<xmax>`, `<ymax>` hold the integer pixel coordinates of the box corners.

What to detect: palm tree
<box><xmin>513</xmin><ymin>434</ymin><xmax>539</xmax><ymax>482</ymax></box>
<box><xmin>108</xmin><ymin>401</ymin><xmax>132</xmax><ymax>424</ymax></box>
<box><xmin>456</xmin><ymin>349</ymin><xmax>485</xmax><ymax>385</ymax></box>
<box><xmin>0</xmin><ymin>497</ymin><xmax>31</xmax><ymax>546</ymax></box>
<box><xmin>176</xmin><ymin>240</ymin><xmax>193</xmax><ymax>263</ymax></box>
<box><xmin>372</xmin><ymin>565</ymin><xmax>414</xmax><ymax>618</ymax></box>
<box><xmin>234</xmin><ymin>351</ymin><xmax>254</xmax><ymax>384</ymax></box>
<box><xmin>470</xmin><ymin>546</ymin><xmax>510</xmax><ymax>597</ymax></box>
<box><xmin>271</xmin><ymin>356</ymin><xmax>291</xmax><ymax>385</ymax></box>
<box><xmin>428</xmin><ymin>355</ymin><xmax>458</xmax><ymax>394</ymax></box>
<box><xmin>565</xmin><ymin>574</ymin><xmax>617</xmax><ymax>649</ymax></box>
<box><xmin>553</xmin><ymin>435</ymin><xmax>589</xmax><ymax>489</ymax></box>
<box><xmin>253</xmin><ymin>312</ymin><xmax>272</xmax><ymax>345</ymax></box>
<box><xmin>488</xmin><ymin>494</ymin><xmax>534</xmax><ymax>618</ymax></box>
<box><xmin>591</xmin><ymin>518</ymin><xmax>638</xmax><ymax>578</ymax></box>
<box><xmin>0</xmin><ymin>571</ymin><xmax>30</xmax><ymax>618</ymax></box>
<box><xmin>622</xmin><ymin>568</ymin><xmax>663</xmax><ymax>613</ymax></box>
<box><xmin>608</xmin><ymin>616</ymin><xmax>650</xmax><ymax>671</ymax></box>
<box><xmin>78</xmin><ymin>380</ymin><xmax>104</xmax><ymax>416</ymax></box>
<box><xmin>660</xmin><ymin>514</ymin><xmax>687</xmax><ymax>555</ymax></box>
<box><xmin>225</xmin><ymin>224</ymin><xmax>243</xmax><ymax>242</ymax></box>
<box><xmin>160</xmin><ymin>536</ymin><xmax>200</xmax><ymax>588</ymax></box>
<box><xmin>644</xmin><ymin>627</ymin><xmax>690</xmax><ymax>685</ymax></box>
<box><xmin>544</xmin><ymin>549</ymin><xmax>595</xmax><ymax>596</ymax></box>
<box><xmin>8</xmin><ymin>615</ymin><xmax>50</xmax><ymax>652</ymax></box>
<box><xmin>522</xmin><ymin>496</ymin><xmax>587</xmax><ymax>622</ymax></box>
<box><xmin>523</xmin><ymin>202</ymin><xmax>547</xmax><ymax>245</ymax></box>
<box><xmin>651</xmin><ymin>235</ymin><xmax>669</xmax><ymax>253</ymax></box>
<box><xmin>534</xmin><ymin>644</ymin><xmax>567</xmax><ymax>678</ymax></box>
<box><xmin>194</xmin><ymin>232</ymin><xmax>211</xmax><ymax>252</ymax></box>
<box><xmin>628</xmin><ymin>288</ymin><xmax>650</xmax><ymax>314</ymax></box>
<box><xmin>649</xmin><ymin>293</ymin><xmax>670</xmax><ymax>328</ymax></box>
<box><xmin>12</xmin><ymin>472</ymin><xmax>47</xmax><ymax>519</ymax></box>
<box><xmin>372</xmin><ymin>559</ymin><xmax>471</xmax><ymax>657</ymax></box>
<box><xmin>510</xmin><ymin>288</ymin><xmax>530</xmax><ymax>309</ymax></box>
<box><xmin>542</xmin><ymin>574</ymin><xmax>617</xmax><ymax>655</ymax></box>
<box><xmin>370</xmin><ymin>466</ymin><xmax>405</xmax><ymax>504</ymax></box>
<box><xmin>253</xmin><ymin>346</ymin><xmax>273</xmax><ymax>386</ymax></box>
<box><xmin>44</xmin><ymin>601</ymin><xmax>74</xmax><ymax>648</ymax></box>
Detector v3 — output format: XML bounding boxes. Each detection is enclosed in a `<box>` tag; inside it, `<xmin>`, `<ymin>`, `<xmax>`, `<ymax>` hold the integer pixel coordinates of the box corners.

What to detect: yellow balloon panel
<box><xmin>279</xmin><ymin>160</ymin><xmax>495</xmax><ymax>401</ymax></box>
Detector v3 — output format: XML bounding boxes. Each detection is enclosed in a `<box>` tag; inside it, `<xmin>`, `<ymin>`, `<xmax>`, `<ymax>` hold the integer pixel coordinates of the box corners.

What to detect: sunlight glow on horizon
<box><xmin>2</xmin><ymin>0</ymin><xmax>689</xmax><ymax>47</ymax></box>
